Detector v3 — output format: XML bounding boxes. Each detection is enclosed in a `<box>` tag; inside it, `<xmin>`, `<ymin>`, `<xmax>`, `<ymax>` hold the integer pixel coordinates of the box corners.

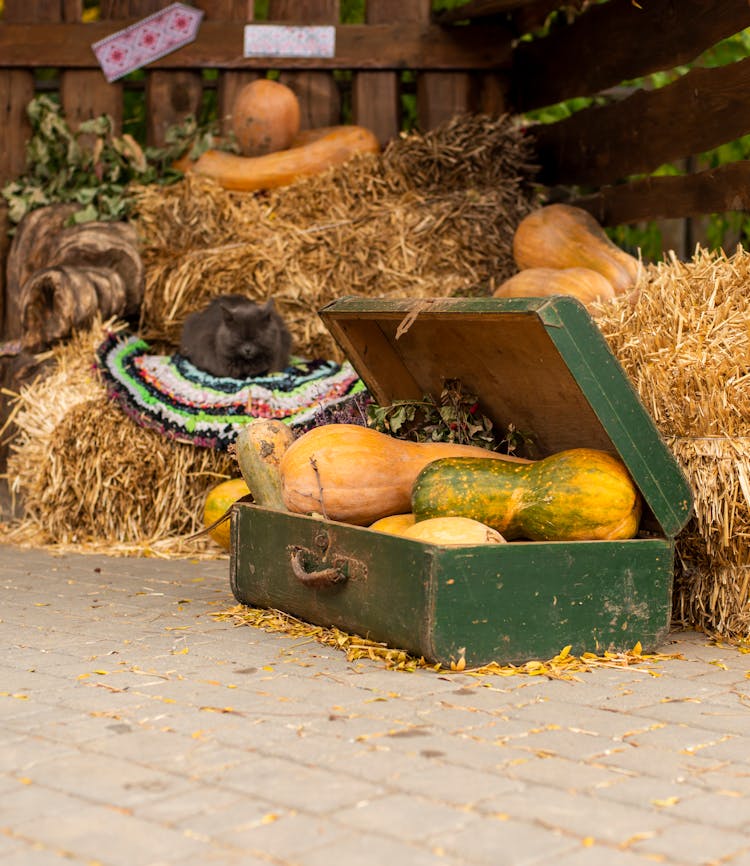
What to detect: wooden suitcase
<box><xmin>230</xmin><ymin>296</ymin><xmax>693</xmax><ymax>666</ymax></box>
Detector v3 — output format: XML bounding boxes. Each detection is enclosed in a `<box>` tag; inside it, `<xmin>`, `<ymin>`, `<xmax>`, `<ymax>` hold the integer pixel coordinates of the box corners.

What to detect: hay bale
<box><xmin>4</xmin><ymin>319</ymin><xmax>234</xmax><ymax>556</ymax></box>
<box><xmin>594</xmin><ymin>246</ymin><xmax>750</xmax><ymax>638</ymax></box>
<box><xmin>131</xmin><ymin>114</ymin><xmax>539</xmax><ymax>359</ymax></box>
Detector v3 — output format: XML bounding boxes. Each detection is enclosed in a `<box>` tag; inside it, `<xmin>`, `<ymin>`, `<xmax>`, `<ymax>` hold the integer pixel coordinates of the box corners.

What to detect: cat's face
<box><xmin>218</xmin><ymin>300</ymin><xmax>281</xmax><ymax>374</ymax></box>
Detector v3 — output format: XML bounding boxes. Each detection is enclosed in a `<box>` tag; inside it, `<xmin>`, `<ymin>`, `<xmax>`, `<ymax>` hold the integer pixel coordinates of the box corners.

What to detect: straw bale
<box><xmin>4</xmin><ymin>318</ymin><xmax>234</xmax><ymax>555</ymax></box>
<box><xmin>131</xmin><ymin>114</ymin><xmax>539</xmax><ymax>359</ymax></box>
<box><xmin>594</xmin><ymin>246</ymin><xmax>750</xmax><ymax>638</ymax></box>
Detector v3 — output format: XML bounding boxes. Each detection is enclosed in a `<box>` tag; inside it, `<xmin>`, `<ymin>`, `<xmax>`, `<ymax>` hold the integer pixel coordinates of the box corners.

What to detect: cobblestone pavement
<box><xmin>1</xmin><ymin>544</ymin><xmax>749</xmax><ymax>866</ymax></box>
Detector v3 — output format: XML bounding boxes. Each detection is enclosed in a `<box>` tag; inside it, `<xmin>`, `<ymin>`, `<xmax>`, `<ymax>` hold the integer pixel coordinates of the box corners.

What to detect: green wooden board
<box><xmin>231</xmin><ymin>504</ymin><xmax>674</xmax><ymax>666</ymax></box>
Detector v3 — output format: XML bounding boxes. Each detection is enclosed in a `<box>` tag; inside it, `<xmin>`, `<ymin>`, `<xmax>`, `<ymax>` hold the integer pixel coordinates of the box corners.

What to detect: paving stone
<box><xmin>664</xmin><ymin>788</ymin><xmax>750</xmax><ymax>829</ymax></box>
<box><xmin>292</xmin><ymin>829</ymin><xmax>465</xmax><ymax>866</ymax></box>
<box><xmin>332</xmin><ymin>791</ymin><xmax>482</xmax><ymax>842</ymax></box>
<box><xmin>20</xmin><ymin>750</ymin><xmax>191</xmax><ymax>808</ymax></box>
<box><xmin>217</xmin><ymin>752</ymin><xmax>386</xmax><ymax>813</ymax></box>
<box><xmin>595</xmin><ymin>742</ymin><xmax>730</xmax><ymax>781</ymax></box>
<box><xmin>388</xmin><ymin>759</ymin><xmax>521</xmax><ymax>806</ymax></box>
<box><xmin>481</xmin><ymin>787</ymin><xmax>677</xmax><ymax>847</ymax></box>
<box><xmin>500</xmin><ymin>752</ymin><xmax>627</xmax><ymax>792</ymax></box>
<box><xmin>630</xmin><ymin>820</ymin><xmax>750</xmax><ymax>864</ymax></box>
<box><xmin>424</xmin><ymin>814</ymin><xmax>580</xmax><ymax>866</ymax></box>
<box><xmin>215</xmin><ymin>808</ymin><xmax>353</xmax><ymax>858</ymax></box>
<box><xmin>14</xmin><ymin>805</ymin><xmax>215</xmax><ymax>866</ymax></box>
<box><xmin>534</xmin><ymin>840</ymin><xmax>681</xmax><ymax>866</ymax></box>
<box><xmin>2</xmin><ymin>846</ymin><xmax>87</xmax><ymax>866</ymax></box>
<box><xmin>3</xmin><ymin>546</ymin><xmax>750</xmax><ymax>866</ymax></box>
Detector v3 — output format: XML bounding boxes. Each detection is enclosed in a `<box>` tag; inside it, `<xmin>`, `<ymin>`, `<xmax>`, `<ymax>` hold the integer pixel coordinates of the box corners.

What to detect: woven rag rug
<box><xmin>95</xmin><ymin>331</ymin><xmax>366</xmax><ymax>450</ymax></box>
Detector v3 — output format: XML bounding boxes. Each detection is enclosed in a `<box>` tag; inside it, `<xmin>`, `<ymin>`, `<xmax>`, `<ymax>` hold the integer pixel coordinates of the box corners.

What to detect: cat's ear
<box><xmin>218</xmin><ymin>300</ymin><xmax>236</xmax><ymax>326</ymax></box>
<box><xmin>262</xmin><ymin>299</ymin><xmax>276</xmax><ymax>313</ymax></box>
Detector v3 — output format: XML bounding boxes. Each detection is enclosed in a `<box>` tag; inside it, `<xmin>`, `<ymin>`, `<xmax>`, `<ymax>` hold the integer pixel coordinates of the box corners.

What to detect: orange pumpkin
<box><xmin>231</xmin><ymin>79</ymin><xmax>300</xmax><ymax>157</ymax></box>
<box><xmin>203</xmin><ymin>477</ymin><xmax>250</xmax><ymax>550</ymax></box>
<box><xmin>513</xmin><ymin>204</ymin><xmax>640</xmax><ymax>293</ymax></box>
<box><xmin>493</xmin><ymin>267</ymin><xmax>616</xmax><ymax>309</ymax></box>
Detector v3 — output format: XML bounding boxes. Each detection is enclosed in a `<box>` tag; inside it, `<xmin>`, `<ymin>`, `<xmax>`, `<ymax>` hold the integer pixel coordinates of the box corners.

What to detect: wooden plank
<box><xmin>145</xmin><ymin>70</ymin><xmax>204</xmax><ymax>145</ymax></box>
<box><xmin>414</xmin><ymin>0</ymin><xmax>473</xmax><ymax>130</ymax></box>
<box><xmin>1</xmin><ymin>0</ymin><xmax>63</xmax><ymax>186</ymax></box>
<box><xmin>270</xmin><ymin>0</ymin><xmax>340</xmax><ymax>131</ymax></box>
<box><xmin>434</xmin><ymin>0</ymin><xmax>540</xmax><ymax>23</ymax></box>
<box><xmin>0</xmin><ymin>205</ymin><xmax>8</xmax><ymax>338</ymax></box>
<box><xmin>0</xmin><ymin>22</ymin><xmax>513</xmax><ymax>70</ymax></box>
<box><xmin>60</xmin><ymin>1</ymin><xmax>123</xmax><ymax>140</ymax></box>
<box><xmin>351</xmin><ymin>0</ymin><xmax>420</xmax><ymax>146</ymax></box>
<box><xmin>210</xmin><ymin>0</ymin><xmax>257</xmax><ymax>136</ymax></box>
<box><xmin>531</xmin><ymin>56</ymin><xmax>750</xmax><ymax>187</ymax></box>
<box><xmin>513</xmin><ymin>0</ymin><xmax>750</xmax><ymax>112</ymax></box>
<box><xmin>572</xmin><ymin>161</ymin><xmax>750</xmax><ymax>227</ymax></box>
<box><xmin>417</xmin><ymin>72</ymin><xmax>475</xmax><ymax>129</ymax></box>
<box><xmin>0</xmin><ymin>71</ymin><xmax>35</xmax><ymax>186</ymax></box>
<box><xmin>118</xmin><ymin>0</ymin><xmax>203</xmax><ymax>147</ymax></box>
<box><xmin>1</xmin><ymin>0</ymin><xmax>64</xmax><ymax>344</ymax></box>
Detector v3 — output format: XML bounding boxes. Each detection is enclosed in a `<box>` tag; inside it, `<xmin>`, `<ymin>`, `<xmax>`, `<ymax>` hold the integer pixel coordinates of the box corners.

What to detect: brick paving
<box><xmin>1</xmin><ymin>543</ymin><xmax>748</xmax><ymax>866</ymax></box>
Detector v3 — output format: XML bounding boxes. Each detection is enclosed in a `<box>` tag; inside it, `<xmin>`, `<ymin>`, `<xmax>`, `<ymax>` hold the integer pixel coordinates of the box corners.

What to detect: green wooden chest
<box><xmin>230</xmin><ymin>296</ymin><xmax>693</xmax><ymax>666</ymax></box>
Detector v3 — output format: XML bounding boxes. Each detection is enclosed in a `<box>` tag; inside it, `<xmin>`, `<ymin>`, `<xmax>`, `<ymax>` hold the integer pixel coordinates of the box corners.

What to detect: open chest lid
<box><xmin>319</xmin><ymin>295</ymin><xmax>693</xmax><ymax>538</ymax></box>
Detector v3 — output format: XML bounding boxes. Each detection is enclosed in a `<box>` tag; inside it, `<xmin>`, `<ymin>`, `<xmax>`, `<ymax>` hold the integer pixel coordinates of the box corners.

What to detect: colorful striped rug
<box><xmin>95</xmin><ymin>331</ymin><xmax>367</xmax><ymax>450</ymax></box>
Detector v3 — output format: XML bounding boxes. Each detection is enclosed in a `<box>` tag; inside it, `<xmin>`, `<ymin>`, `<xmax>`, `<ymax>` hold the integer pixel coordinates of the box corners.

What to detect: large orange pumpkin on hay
<box><xmin>231</xmin><ymin>79</ymin><xmax>301</xmax><ymax>157</ymax></box>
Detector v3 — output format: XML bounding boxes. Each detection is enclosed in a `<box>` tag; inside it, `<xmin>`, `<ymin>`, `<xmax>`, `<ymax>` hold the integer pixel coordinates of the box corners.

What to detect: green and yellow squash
<box><xmin>411</xmin><ymin>448</ymin><xmax>642</xmax><ymax>541</ymax></box>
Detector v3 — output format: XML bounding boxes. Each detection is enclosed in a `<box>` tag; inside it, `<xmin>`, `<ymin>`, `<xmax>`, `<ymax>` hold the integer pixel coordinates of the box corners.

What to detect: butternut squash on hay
<box><xmin>184</xmin><ymin>125</ymin><xmax>380</xmax><ymax>191</ymax></box>
<box><xmin>493</xmin><ymin>267</ymin><xmax>616</xmax><ymax>309</ymax></box>
<box><xmin>279</xmin><ymin>423</ymin><xmax>529</xmax><ymax>526</ymax></box>
<box><xmin>513</xmin><ymin>204</ymin><xmax>640</xmax><ymax>293</ymax></box>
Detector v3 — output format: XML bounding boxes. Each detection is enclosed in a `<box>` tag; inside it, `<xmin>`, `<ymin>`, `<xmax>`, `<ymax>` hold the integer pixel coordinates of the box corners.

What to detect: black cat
<box><xmin>179</xmin><ymin>294</ymin><xmax>292</xmax><ymax>379</ymax></box>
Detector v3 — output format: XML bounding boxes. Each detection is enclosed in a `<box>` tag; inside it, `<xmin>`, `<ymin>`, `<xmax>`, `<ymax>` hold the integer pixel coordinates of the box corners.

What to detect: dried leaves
<box><xmin>215</xmin><ymin>605</ymin><xmax>681</xmax><ymax>678</ymax></box>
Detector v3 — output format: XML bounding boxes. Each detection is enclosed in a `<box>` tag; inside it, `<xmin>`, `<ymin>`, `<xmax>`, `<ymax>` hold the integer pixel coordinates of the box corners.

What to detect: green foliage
<box><xmin>526</xmin><ymin>27</ymin><xmax>750</xmax><ymax>258</ymax></box>
<box><xmin>1</xmin><ymin>95</ymin><xmax>225</xmax><ymax>229</ymax></box>
<box><xmin>368</xmin><ymin>379</ymin><xmax>530</xmax><ymax>455</ymax></box>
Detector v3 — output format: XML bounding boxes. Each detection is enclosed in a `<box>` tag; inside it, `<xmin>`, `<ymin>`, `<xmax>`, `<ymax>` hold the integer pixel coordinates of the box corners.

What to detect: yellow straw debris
<box><xmin>214</xmin><ymin>604</ymin><xmax>683</xmax><ymax>678</ymax></box>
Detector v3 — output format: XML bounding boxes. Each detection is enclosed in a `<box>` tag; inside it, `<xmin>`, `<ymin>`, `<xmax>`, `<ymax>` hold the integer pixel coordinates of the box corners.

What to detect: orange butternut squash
<box><xmin>513</xmin><ymin>204</ymin><xmax>640</xmax><ymax>294</ymax></box>
<box><xmin>493</xmin><ymin>266</ymin><xmax>616</xmax><ymax>309</ymax></box>
<box><xmin>279</xmin><ymin>423</ymin><xmax>529</xmax><ymax>526</ymax></box>
<box><xmin>184</xmin><ymin>125</ymin><xmax>380</xmax><ymax>192</ymax></box>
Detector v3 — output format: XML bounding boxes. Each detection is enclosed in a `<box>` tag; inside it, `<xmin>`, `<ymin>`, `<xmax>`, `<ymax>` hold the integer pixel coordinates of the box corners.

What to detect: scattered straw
<box><xmin>215</xmin><ymin>604</ymin><xmax>683</xmax><ymax>678</ymax></box>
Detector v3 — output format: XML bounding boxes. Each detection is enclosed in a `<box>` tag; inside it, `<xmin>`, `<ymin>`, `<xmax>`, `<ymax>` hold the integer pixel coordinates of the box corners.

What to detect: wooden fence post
<box><xmin>414</xmin><ymin>1</ymin><xmax>474</xmax><ymax>130</ymax></box>
<box><xmin>351</xmin><ymin>0</ymin><xmax>423</xmax><ymax>145</ymax></box>
<box><xmin>269</xmin><ymin>0</ymin><xmax>341</xmax><ymax>130</ymax></box>
<box><xmin>211</xmin><ymin>0</ymin><xmax>258</xmax><ymax>135</ymax></box>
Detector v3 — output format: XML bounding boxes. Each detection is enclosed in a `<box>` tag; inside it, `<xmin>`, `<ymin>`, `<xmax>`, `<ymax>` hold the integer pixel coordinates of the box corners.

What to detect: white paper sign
<box><xmin>243</xmin><ymin>25</ymin><xmax>336</xmax><ymax>59</ymax></box>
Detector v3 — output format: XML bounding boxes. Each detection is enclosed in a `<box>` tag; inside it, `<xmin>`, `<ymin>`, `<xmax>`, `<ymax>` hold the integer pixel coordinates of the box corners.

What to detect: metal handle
<box><xmin>290</xmin><ymin>547</ymin><xmax>348</xmax><ymax>589</ymax></box>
